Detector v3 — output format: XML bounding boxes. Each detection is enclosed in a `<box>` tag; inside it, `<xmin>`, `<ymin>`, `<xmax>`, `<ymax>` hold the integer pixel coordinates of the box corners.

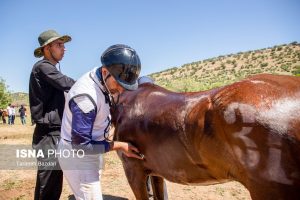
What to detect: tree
<box><xmin>0</xmin><ymin>78</ymin><xmax>12</xmax><ymax>108</ymax></box>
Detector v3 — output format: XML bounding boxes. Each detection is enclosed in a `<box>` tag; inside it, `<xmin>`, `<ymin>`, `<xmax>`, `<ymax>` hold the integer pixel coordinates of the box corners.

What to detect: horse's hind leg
<box><xmin>149</xmin><ymin>176</ymin><xmax>168</xmax><ymax>200</ymax></box>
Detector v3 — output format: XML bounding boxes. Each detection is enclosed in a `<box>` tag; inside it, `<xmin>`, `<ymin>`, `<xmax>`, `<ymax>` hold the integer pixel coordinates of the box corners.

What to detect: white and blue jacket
<box><xmin>61</xmin><ymin>67</ymin><xmax>111</xmax><ymax>153</ymax></box>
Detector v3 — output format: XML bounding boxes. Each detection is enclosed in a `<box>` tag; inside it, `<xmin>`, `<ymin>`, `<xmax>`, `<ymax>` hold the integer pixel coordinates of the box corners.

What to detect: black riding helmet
<box><xmin>101</xmin><ymin>44</ymin><xmax>141</xmax><ymax>90</ymax></box>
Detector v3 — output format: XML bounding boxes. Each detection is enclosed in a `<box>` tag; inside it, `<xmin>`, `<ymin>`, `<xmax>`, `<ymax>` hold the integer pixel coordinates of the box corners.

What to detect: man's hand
<box><xmin>111</xmin><ymin>141</ymin><xmax>144</xmax><ymax>160</ymax></box>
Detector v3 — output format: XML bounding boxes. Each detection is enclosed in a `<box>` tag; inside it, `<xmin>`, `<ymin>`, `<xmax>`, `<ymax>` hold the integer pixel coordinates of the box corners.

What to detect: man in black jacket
<box><xmin>29</xmin><ymin>29</ymin><xmax>75</xmax><ymax>200</ymax></box>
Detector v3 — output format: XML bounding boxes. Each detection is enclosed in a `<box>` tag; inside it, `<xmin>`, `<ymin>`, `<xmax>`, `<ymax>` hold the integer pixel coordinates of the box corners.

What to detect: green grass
<box><xmin>13</xmin><ymin>195</ymin><xmax>26</xmax><ymax>200</ymax></box>
<box><xmin>2</xmin><ymin>179</ymin><xmax>21</xmax><ymax>190</ymax></box>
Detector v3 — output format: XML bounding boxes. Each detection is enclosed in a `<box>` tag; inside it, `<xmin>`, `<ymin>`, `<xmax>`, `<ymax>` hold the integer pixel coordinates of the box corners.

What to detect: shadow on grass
<box><xmin>68</xmin><ymin>194</ymin><xmax>128</xmax><ymax>200</ymax></box>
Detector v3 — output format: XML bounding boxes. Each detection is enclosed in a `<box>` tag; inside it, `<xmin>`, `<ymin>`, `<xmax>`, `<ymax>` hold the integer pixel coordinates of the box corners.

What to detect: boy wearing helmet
<box><xmin>59</xmin><ymin>44</ymin><xmax>143</xmax><ymax>199</ymax></box>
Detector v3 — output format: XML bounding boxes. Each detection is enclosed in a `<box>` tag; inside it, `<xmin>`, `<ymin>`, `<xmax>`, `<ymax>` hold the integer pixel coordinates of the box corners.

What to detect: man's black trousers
<box><xmin>32</xmin><ymin>125</ymin><xmax>63</xmax><ymax>200</ymax></box>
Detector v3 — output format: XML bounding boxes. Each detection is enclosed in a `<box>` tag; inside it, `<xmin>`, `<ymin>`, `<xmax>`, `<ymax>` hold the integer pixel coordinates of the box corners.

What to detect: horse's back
<box><xmin>212</xmin><ymin>74</ymin><xmax>300</xmax><ymax>140</ymax></box>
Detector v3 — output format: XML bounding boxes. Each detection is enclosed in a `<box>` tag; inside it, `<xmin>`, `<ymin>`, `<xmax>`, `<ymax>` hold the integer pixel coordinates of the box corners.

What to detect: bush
<box><xmin>280</xmin><ymin>65</ymin><xmax>290</xmax><ymax>72</ymax></box>
<box><xmin>290</xmin><ymin>41</ymin><xmax>298</xmax><ymax>45</ymax></box>
<box><xmin>292</xmin><ymin>65</ymin><xmax>300</xmax><ymax>76</ymax></box>
<box><xmin>260</xmin><ymin>63</ymin><xmax>268</xmax><ymax>68</ymax></box>
<box><xmin>221</xmin><ymin>63</ymin><xmax>226</xmax><ymax>70</ymax></box>
<box><xmin>0</xmin><ymin>78</ymin><xmax>12</xmax><ymax>108</ymax></box>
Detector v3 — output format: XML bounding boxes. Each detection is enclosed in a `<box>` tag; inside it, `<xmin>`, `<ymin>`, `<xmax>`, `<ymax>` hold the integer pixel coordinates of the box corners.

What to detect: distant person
<box><xmin>0</xmin><ymin>109</ymin><xmax>2</xmax><ymax>124</ymax></box>
<box><xmin>29</xmin><ymin>29</ymin><xmax>75</xmax><ymax>200</ymax></box>
<box><xmin>11</xmin><ymin>105</ymin><xmax>16</xmax><ymax>125</ymax></box>
<box><xmin>19</xmin><ymin>105</ymin><xmax>27</xmax><ymax>125</ymax></box>
<box><xmin>7</xmin><ymin>103</ymin><xmax>12</xmax><ymax>125</ymax></box>
<box><xmin>2</xmin><ymin>109</ymin><xmax>7</xmax><ymax>124</ymax></box>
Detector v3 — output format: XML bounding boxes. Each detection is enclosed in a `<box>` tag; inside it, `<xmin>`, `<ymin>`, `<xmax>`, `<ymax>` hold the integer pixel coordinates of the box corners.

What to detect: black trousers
<box><xmin>32</xmin><ymin>125</ymin><xmax>63</xmax><ymax>200</ymax></box>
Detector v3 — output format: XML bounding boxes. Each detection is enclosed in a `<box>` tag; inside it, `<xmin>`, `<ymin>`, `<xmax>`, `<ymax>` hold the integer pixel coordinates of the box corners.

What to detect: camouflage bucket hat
<box><xmin>34</xmin><ymin>30</ymin><xmax>71</xmax><ymax>58</ymax></box>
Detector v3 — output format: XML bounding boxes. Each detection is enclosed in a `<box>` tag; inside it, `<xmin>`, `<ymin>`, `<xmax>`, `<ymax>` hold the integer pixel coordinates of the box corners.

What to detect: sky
<box><xmin>0</xmin><ymin>0</ymin><xmax>299</xmax><ymax>93</ymax></box>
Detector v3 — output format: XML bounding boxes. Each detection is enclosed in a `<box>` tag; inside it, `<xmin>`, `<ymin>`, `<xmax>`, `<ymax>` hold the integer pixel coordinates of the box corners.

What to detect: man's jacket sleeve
<box><xmin>39</xmin><ymin>61</ymin><xmax>75</xmax><ymax>91</ymax></box>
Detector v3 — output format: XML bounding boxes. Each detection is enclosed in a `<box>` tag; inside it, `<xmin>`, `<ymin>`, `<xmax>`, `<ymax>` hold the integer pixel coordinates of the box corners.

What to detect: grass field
<box><xmin>0</xmin><ymin>119</ymin><xmax>251</xmax><ymax>200</ymax></box>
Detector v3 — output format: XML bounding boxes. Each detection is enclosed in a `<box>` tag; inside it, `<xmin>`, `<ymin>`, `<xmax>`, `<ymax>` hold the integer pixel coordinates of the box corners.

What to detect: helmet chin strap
<box><xmin>102</xmin><ymin>72</ymin><xmax>120</xmax><ymax>108</ymax></box>
<box><xmin>104</xmin><ymin>73</ymin><xmax>111</xmax><ymax>82</ymax></box>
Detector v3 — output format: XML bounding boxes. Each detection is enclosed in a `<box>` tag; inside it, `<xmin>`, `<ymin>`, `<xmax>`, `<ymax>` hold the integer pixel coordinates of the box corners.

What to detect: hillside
<box><xmin>10</xmin><ymin>92</ymin><xmax>29</xmax><ymax>106</ymax></box>
<box><xmin>150</xmin><ymin>42</ymin><xmax>300</xmax><ymax>92</ymax></box>
<box><xmin>7</xmin><ymin>42</ymin><xmax>300</xmax><ymax>103</ymax></box>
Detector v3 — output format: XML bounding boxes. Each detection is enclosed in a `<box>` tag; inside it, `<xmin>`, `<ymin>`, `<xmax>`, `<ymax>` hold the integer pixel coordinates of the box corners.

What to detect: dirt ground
<box><xmin>0</xmin><ymin>122</ymin><xmax>251</xmax><ymax>200</ymax></box>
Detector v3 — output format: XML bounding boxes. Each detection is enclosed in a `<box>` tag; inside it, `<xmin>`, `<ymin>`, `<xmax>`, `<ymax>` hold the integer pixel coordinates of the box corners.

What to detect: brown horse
<box><xmin>112</xmin><ymin>74</ymin><xmax>300</xmax><ymax>200</ymax></box>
